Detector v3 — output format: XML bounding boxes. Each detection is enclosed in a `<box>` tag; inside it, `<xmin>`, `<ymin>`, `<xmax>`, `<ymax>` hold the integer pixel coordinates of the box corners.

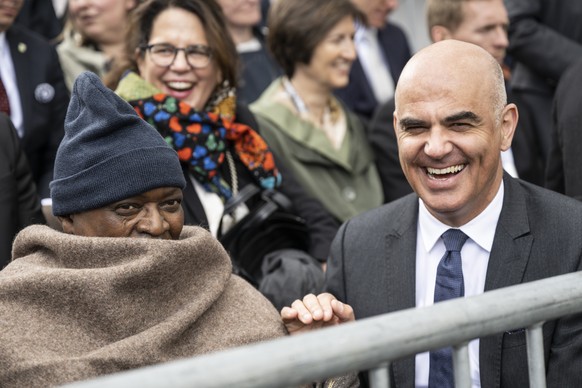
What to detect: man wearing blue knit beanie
<box><xmin>0</xmin><ymin>72</ymin><xmax>286</xmax><ymax>387</ymax></box>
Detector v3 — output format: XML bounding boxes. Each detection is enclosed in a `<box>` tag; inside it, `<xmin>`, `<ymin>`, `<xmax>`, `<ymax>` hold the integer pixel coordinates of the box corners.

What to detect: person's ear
<box><xmin>58</xmin><ymin>215</ymin><xmax>75</xmax><ymax>235</ymax></box>
<box><xmin>499</xmin><ymin>103</ymin><xmax>518</xmax><ymax>151</ymax></box>
<box><xmin>431</xmin><ymin>25</ymin><xmax>453</xmax><ymax>42</ymax></box>
<box><xmin>126</xmin><ymin>0</ymin><xmax>138</xmax><ymax>11</ymax></box>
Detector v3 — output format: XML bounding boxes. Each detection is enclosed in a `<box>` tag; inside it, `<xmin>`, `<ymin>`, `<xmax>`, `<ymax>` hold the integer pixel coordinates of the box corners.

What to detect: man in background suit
<box><xmin>0</xmin><ymin>0</ymin><xmax>69</xmax><ymax>198</ymax></box>
<box><xmin>334</xmin><ymin>0</ymin><xmax>411</xmax><ymax>123</ymax></box>
<box><xmin>283</xmin><ymin>40</ymin><xmax>582</xmax><ymax>387</ymax></box>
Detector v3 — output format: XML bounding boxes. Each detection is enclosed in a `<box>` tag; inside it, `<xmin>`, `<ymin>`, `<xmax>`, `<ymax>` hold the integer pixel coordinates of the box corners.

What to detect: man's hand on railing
<box><xmin>281</xmin><ymin>292</ymin><xmax>355</xmax><ymax>335</ymax></box>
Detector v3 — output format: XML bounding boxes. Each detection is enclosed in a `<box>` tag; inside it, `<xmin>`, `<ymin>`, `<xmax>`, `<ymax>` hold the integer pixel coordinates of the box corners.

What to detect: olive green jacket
<box><xmin>251</xmin><ymin>79</ymin><xmax>383</xmax><ymax>222</ymax></box>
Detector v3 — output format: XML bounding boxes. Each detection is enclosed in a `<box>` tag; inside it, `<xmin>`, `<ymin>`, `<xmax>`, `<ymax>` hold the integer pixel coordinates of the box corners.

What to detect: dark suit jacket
<box><xmin>0</xmin><ymin>114</ymin><xmax>44</xmax><ymax>268</ymax></box>
<box><xmin>506</xmin><ymin>0</ymin><xmax>582</xmax><ymax>94</ymax></box>
<box><xmin>326</xmin><ymin>173</ymin><xmax>582</xmax><ymax>387</ymax></box>
<box><xmin>334</xmin><ymin>23</ymin><xmax>411</xmax><ymax>122</ymax></box>
<box><xmin>545</xmin><ymin>60</ymin><xmax>582</xmax><ymax>200</ymax></box>
<box><xmin>6</xmin><ymin>24</ymin><xmax>69</xmax><ymax>198</ymax></box>
<box><xmin>15</xmin><ymin>0</ymin><xmax>62</xmax><ymax>41</ymax></box>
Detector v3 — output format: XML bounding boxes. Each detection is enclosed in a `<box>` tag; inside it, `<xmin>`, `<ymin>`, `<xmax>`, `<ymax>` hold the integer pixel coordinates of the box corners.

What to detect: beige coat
<box><xmin>0</xmin><ymin>225</ymin><xmax>286</xmax><ymax>387</ymax></box>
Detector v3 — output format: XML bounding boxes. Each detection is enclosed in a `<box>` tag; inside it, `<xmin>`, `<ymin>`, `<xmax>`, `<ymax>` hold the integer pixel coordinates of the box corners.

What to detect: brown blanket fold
<box><xmin>0</xmin><ymin>225</ymin><xmax>286</xmax><ymax>387</ymax></box>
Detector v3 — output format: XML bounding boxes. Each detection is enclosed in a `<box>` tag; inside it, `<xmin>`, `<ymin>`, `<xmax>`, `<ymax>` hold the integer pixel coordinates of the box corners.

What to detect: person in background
<box><xmin>0</xmin><ymin>113</ymin><xmax>44</xmax><ymax>269</ymax></box>
<box><xmin>545</xmin><ymin>59</ymin><xmax>582</xmax><ymax>201</ymax></box>
<box><xmin>283</xmin><ymin>40</ymin><xmax>582</xmax><ymax>388</ymax></box>
<box><xmin>251</xmin><ymin>0</ymin><xmax>383</xmax><ymax>223</ymax></box>
<box><xmin>0</xmin><ymin>71</ymin><xmax>286</xmax><ymax>388</ymax></box>
<box><xmin>57</xmin><ymin>0</ymin><xmax>141</xmax><ymax>91</ymax></box>
<box><xmin>0</xmin><ymin>0</ymin><xmax>69</xmax><ymax>199</ymax></box>
<box><xmin>505</xmin><ymin>0</ymin><xmax>582</xmax><ymax>171</ymax></box>
<box><xmin>106</xmin><ymin>0</ymin><xmax>339</xmax><ymax>309</ymax></box>
<box><xmin>335</xmin><ymin>0</ymin><xmax>411</xmax><ymax>123</ymax></box>
<box><xmin>217</xmin><ymin>0</ymin><xmax>282</xmax><ymax>105</ymax></box>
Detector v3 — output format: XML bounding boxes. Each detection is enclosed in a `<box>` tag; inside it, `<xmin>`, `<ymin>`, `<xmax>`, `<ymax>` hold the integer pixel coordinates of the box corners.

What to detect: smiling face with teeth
<box><xmin>393</xmin><ymin>40</ymin><xmax>517</xmax><ymax>227</ymax></box>
<box><xmin>292</xmin><ymin>15</ymin><xmax>357</xmax><ymax>91</ymax></box>
<box><xmin>137</xmin><ymin>7</ymin><xmax>222</xmax><ymax>111</ymax></box>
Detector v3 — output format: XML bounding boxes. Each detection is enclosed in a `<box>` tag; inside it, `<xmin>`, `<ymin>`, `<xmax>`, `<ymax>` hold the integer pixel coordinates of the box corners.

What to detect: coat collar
<box><xmin>252</xmin><ymin>78</ymin><xmax>374</xmax><ymax>173</ymax></box>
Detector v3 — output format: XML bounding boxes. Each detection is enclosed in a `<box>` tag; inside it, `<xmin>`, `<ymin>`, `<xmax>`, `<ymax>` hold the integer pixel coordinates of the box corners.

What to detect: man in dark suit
<box><xmin>0</xmin><ymin>113</ymin><xmax>44</xmax><ymax>268</ymax></box>
<box><xmin>369</xmin><ymin>0</ymin><xmax>544</xmax><ymax>203</ymax></box>
<box><xmin>0</xmin><ymin>0</ymin><xmax>69</xmax><ymax>198</ymax></box>
<box><xmin>283</xmin><ymin>40</ymin><xmax>582</xmax><ymax>387</ymax></box>
<box><xmin>334</xmin><ymin>0</ymin><xmax>411</xmax><ymax>123</ymax></box>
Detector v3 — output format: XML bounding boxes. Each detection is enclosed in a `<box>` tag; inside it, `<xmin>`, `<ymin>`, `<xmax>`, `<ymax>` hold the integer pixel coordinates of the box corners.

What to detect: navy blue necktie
<box><xmin>428</xmin><ymin>229</ymin><xmax>469</xmax><ymax>388</ymax></box>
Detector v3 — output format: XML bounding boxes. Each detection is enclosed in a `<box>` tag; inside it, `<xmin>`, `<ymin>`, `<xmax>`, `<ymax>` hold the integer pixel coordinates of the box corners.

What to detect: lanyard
<box><xmin>282</xmin><ymin>77</ymin><xmax>309</xmax><ymax>115</ymax></box>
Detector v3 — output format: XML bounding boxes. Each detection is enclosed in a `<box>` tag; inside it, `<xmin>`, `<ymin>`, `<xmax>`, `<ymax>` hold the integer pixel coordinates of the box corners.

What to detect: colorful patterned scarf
<box><xmin>116</xmin><ymin>72</ymin><xmax>281</xmax><ymax>200</ymax></box>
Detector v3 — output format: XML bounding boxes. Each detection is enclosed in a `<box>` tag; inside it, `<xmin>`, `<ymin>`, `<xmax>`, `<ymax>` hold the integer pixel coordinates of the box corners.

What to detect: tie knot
<box><xmin>442</xmin><ymin>229</ymin><xmax>468</xmax><ymax>252</ymax></box>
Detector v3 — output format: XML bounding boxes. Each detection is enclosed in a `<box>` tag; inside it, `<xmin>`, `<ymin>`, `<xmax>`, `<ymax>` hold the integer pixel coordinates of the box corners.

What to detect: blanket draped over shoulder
<box><xmin>0</xmin><ymin>225</ymin><xmax>286</xmax><ymax>387</ymax></box>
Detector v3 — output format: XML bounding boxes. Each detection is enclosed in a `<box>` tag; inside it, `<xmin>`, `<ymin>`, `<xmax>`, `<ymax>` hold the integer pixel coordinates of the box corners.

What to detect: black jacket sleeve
<box><xmin>0</xmin><ymin>114</ymin><xmax>45</xmax><ymax>268</ymax></box>
<box><xmin>368</xmin><ymin>98</ymin><xmax>413</xmax><ymax>203</ymax></box>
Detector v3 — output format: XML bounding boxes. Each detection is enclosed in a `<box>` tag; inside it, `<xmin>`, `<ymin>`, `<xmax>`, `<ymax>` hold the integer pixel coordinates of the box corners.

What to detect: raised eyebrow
<box><xmin>442</xmin><ymin>111</ymin><xmax>483</xmax><ymax>125</ymax></box>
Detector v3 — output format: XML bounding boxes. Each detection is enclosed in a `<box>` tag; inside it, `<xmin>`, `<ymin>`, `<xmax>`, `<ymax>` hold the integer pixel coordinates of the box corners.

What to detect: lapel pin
<box><xmin>18</xmin><ymin>43</ymin><xmax>27</xmax><ymax>53</ymax></box>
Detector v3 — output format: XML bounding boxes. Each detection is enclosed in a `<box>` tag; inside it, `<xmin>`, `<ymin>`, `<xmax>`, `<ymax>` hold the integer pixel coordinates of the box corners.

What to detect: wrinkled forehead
<box><xmin>395</xmin><ymin>47</ymin><xmax>495</xmax><ymax>113</ymax></box>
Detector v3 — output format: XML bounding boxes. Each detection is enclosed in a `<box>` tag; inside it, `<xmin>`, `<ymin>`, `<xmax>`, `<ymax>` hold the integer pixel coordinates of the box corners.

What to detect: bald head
<box><xmin>396</xmin><ymin>40</ymin><xmax>506</xmax><ymax>119</ymax></box>
<box><xmin>392</xmin><ymin>39</ymin><xmax>518</xmax><ymax>226</ymax></box>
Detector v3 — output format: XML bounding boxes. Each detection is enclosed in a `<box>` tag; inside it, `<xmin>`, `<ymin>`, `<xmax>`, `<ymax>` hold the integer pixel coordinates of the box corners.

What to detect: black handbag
<box><xmin>218</xmin><ymin>184</ymin><xmax>310</xmax><ymax>286</ymax></box>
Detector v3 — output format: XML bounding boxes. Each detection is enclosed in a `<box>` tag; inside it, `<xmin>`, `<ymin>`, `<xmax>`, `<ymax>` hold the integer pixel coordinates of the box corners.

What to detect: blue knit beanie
<box><xmin>50</xmin><ymin>72</ymin><xmax>186</xmax><ymax>216</ymax></box>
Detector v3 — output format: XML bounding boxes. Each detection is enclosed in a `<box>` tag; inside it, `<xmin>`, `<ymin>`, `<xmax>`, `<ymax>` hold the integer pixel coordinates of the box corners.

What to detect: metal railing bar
<box><xmin>369</xmin><ymin>362</ymin><xmax>390</xmax><ymax>388</ymax></box>
<box><xmin>63</xmin><ymin>272</ymin><xmax>582</xmax><ymax>388</ymax></box>
<box><xmin>527</xmin><ymin>322</ymin><xmax>547</xmax><ymax>388</ymax></box>
<box><xmin>452</xmin><ymin>341</ymin><xmax>471</xmax><ymax>388</ymax></box>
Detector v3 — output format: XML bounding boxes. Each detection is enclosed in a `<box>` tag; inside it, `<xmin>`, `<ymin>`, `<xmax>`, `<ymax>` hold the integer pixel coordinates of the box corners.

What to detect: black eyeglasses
<box><xmin>140</xmin><ymin>43</ymin><xmax>212</xmax><ymax>69</ymax></box>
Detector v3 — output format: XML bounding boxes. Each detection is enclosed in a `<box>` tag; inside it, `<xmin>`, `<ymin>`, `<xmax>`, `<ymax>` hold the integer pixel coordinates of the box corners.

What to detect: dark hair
<box><xmin>267</xmin><ymin>0</ymin><xmax>364</xmax><ymax>78</ymax></box>
<box><xmin>105</xmin><ymin>0</ymin><xmax>238</xmax><ymax>90</ymax></box>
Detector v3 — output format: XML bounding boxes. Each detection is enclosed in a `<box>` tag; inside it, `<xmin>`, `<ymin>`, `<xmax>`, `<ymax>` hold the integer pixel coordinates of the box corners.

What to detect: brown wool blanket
<box><xmin>0</xmin><ymin>225</ymin><xmax>286</xmax><ymax>387</ymax></box>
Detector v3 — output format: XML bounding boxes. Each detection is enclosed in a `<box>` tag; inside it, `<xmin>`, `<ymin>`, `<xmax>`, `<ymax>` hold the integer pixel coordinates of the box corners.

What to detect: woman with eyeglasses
<box><xmin>250</xmin><ymin>0</ymin><xmax>384</xmax><ymax>223</ymax></box>
<box><xmin>106</xmin><ymin>0</ymin><xmax>339</xmax><ymax>310</ymax></box>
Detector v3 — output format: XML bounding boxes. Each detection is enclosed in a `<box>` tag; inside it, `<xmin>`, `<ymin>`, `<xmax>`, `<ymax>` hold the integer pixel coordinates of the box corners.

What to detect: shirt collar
<box><xmin>355</xmin><ymin>24</ymin><xmax>377</xmax><ymax>44</ymax></box>
<box><xmin>0</xmin><ymin>32</ymin><xmax>7</xmax><ymax>55</ymax></box>
<box><xmin>419</xmin><ymin>180</ymin><xmax>505</xmax><ymax>253</ymax></box>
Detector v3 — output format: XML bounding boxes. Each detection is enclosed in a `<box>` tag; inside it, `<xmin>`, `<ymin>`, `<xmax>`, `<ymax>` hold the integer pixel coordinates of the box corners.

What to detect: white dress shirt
<box><xmin>0</xmin><ymin>32</ymin><xmax>23</xmax><ymax>137</ymax></box>
<box><xmin>355</xmin><ymin>26</ymin><xmax>394</xmax><ymax>104</ymax></box>
<box><xmin>414</xmin><ymin>181</ymin><xmax>505</xmax><ymax>388</ymax></box>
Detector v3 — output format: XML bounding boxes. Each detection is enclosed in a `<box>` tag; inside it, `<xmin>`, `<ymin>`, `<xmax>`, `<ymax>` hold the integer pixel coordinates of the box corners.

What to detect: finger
<box><xmin>331</xmin><ymin>299</ymin><xmax>355</xmax><ymax>322</ymax></box>
<box><xmin>280</xmin><ymin>306</ymin><xmax>299</xmax><ymax>323</ymax></box>
<box><xmin>316</xmin><ymin>292</ymin><xmax>337</xmax><ymax>321</ymax></box>
<box><xmin>290</xmin><ymin>298</ymin><xmax>315</xmax><ymax>324</ymax></box>
<box><xmin>301</xmin><ymin>293</ymin><xmax>325</xmax><ymax>321</ymax></box>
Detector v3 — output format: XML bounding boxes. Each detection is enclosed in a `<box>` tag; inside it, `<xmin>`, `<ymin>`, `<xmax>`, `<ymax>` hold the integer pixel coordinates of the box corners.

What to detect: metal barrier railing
<box><xmin>63</xmin><ymin>271</ymin><xmax>582</xmax><ymax>388</ymax></box>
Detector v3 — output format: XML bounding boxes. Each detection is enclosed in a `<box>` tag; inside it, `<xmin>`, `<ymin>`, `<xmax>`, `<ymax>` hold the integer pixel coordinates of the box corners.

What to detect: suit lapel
<box><xmin>6</xmin><ymin>29</ymin><xmax>32</xmax><ymax>139</ymax></box>
<box><xmin>480</xmin><ymin>174</ymin><xmax>533</xmax><ymax>388</ymax></box>
<box><xmin>385</xmin><ymin>195</ymin><xmax>419</xmax><ymax>388</ymax></box>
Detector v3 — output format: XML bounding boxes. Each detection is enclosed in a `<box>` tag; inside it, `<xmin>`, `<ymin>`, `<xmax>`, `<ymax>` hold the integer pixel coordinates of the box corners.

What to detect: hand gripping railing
<box><xmin>63</xmin><ymin>271</ymin><xmax>582</xmax><ymax>388</ymax></box>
